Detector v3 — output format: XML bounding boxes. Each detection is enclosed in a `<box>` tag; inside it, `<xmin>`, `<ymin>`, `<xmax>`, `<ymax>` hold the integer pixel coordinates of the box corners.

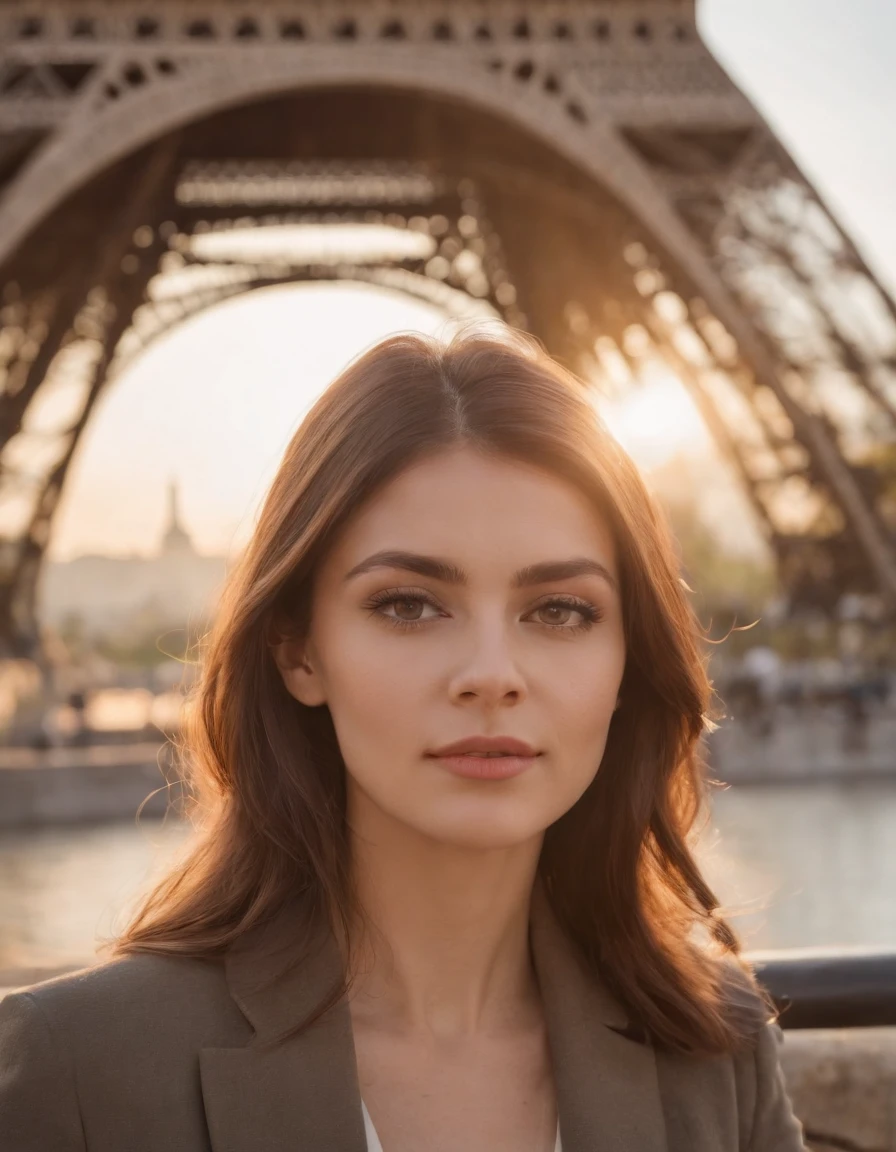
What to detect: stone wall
<box><xmin>780</xmin><ymin>1028</ymin><xmax>896</xmax><ymax>1151</ymax></box>
<box><xmin>0</xmin><ymin>741</ymin><xmax>181</xmax><ymax>827</ymax></box>
<box><xmin>709</xmin><ymin>707</ymin><xmax>896</xmax><ymax>785</ymax></box>
<box><xmin>2</xmin><ymin>708</ymin><xmax>895</xmax><ymax>829</ymax></box>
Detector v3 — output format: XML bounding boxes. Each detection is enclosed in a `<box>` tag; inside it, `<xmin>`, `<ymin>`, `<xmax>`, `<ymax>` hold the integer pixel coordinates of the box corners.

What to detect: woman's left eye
<box><xmin>365</xmin><ymin>592</ymin><xmax>602</xmax><ymax>632</ymax></box>
<box><xmin>531</xmin><ymin>599</ymin><xmax>602</xmax><ymax>630</ymax></box>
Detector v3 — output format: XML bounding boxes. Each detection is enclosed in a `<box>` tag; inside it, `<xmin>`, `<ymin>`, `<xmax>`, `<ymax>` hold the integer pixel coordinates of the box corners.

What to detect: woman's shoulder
<box><xmin>653</xmin><ymin>955</ymin><xmax>805</xmax><ymax>1149</ymax></box>
<box><xmin>0</xmin><ymin>952</ymin><xmax>259</xmax><ymax>1150</ymax></box>
<box><xmin>715</xmin><ymin>951</ymin><xmax>774</xmax><ymax>1038</ymax></box>
<box><xmin>0</xmin><ymin>949</ymin><xmax>245</xmax><ymax>1052</ymax></box>
<box><xmin>7</xmin><ymin>948</ymin><xmax>225</xmax><ymax>1006</ymax></box>
<box><xmin>649</xmin><ymin>955</ymin><xmax>771</xmax><ymax>1104</ymax></box>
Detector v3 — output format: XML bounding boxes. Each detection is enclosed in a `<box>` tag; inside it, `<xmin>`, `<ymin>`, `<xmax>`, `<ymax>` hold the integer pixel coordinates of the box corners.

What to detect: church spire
<box><xmin>161</xmin><ymin>479</ymin><xmax>195</xmax><ymax>556</ymax></box>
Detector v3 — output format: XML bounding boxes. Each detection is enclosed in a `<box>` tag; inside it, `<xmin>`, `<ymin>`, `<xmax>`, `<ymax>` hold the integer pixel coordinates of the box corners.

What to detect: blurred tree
<box><xmin>647</xmin><ymin>452</ymin><xmax>777</xmax><ymax>654</ymax></box>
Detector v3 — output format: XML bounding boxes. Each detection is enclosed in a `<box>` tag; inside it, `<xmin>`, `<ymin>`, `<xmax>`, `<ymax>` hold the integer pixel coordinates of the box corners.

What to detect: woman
<box><xmin>0</xmin><ymin>325</ymin><xmax>807</xmax><ymax>1151</ymax></box>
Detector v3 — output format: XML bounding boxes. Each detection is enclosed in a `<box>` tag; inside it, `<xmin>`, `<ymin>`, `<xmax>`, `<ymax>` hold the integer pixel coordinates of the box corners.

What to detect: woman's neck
<box><xmin>344</xmin><ymin>792</ymin><xmax>545</xmax><ymax>1041</ymax></box>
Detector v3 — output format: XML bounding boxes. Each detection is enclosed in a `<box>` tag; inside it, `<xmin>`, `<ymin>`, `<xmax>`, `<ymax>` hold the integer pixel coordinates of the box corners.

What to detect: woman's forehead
<box><xmin>324</xmin><ymin>448</ymin><xmax>618</xmax><ymax>582</ymax></box>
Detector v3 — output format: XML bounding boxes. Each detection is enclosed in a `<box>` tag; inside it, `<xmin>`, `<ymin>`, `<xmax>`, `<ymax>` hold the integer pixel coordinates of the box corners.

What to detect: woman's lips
<box><xmin>428</xmin><ymin>753</ymin><xmax>539</xmax><ymax>780</ymax></box>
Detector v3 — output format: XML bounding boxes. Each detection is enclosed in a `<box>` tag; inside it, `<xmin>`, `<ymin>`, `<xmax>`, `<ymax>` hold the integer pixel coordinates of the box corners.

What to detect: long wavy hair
<box><xmin>113</xmin><ymin>322</ymin><xmax>772</xmax><ymax>1055</ymax></box>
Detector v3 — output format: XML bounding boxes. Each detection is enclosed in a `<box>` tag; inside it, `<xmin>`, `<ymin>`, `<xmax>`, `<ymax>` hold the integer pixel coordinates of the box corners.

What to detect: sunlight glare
<box><xmin>600</xmin><ymin>364</ymin><xmax>711</xmax><ymax>467</ymax></box>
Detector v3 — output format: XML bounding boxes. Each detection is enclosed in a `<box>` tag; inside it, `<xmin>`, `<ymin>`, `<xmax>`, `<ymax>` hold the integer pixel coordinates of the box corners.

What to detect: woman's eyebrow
<box><xmin>343</xmin><ymin>550</ymin><xmax>618</xmax><ymax>592</ymax></box>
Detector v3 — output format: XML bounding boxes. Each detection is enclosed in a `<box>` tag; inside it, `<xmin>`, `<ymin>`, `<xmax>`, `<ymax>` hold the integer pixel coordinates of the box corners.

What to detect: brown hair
<box><xmin>113</xmin><ymin>322</ymin><xmax>772</xmax><ymax>1055</ymax></box>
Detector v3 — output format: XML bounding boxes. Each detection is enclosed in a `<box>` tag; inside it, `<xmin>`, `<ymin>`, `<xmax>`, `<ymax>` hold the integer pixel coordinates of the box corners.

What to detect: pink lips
<box><xmin>426</xmin><ymin>735</ymin><xmax>540</xmax><ymax>781</ymax></box>
<box><xmin>428</xmin><ymin>735</ymin><xmax>538</xmax><ymax>757</ymax></box>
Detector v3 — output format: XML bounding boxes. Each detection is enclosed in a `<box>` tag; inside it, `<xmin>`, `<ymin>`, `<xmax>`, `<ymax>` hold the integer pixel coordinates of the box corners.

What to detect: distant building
<box><xmin>160</xmin><ymin>483</ymin><xmax>195</xmax><ymax>557</ymax></box>
<box><xmin>38</xmin><ymin>482</ymin><xmax>231</xmax><ymax>637</ymax></box>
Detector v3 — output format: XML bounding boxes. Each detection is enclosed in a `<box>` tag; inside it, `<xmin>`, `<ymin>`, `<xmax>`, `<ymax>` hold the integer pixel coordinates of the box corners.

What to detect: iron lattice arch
<box><xmin>0</xmin><ymin>0</ymin><xmax>895</xmax><ymax>659</ymax></box>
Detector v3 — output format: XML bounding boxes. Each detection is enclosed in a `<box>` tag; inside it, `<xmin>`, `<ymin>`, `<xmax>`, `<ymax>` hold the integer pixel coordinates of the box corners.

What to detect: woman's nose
<box><xmin>448</xmin><ymin>627</ymin><xmax>527</xmax><ymax>703</ymax></box>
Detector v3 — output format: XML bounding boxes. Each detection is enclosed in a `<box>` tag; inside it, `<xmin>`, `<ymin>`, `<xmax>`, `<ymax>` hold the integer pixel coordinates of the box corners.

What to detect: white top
<box><xmin>361</xmin><ymin>1099</ymin><xmax>563</xmax><ymax>1152</ymax></box>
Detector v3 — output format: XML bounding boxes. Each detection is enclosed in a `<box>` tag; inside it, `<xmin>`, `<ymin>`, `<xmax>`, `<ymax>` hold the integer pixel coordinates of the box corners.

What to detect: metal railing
<box><xmin>748</xmin><ymin>948</ymin><xmax>896</xmax><ymax>1028</ymax></box>
<box><xmin>3</xmin><ymin>951</ymin><xmax>896</xmax><ymax>1028</ymax></box>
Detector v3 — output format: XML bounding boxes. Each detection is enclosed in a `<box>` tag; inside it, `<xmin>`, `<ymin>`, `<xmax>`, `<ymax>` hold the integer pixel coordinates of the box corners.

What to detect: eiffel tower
<box><xmin>0</xmin><ymin>1</ymin><xmax>894</xmax><ymax>659</ymax></box>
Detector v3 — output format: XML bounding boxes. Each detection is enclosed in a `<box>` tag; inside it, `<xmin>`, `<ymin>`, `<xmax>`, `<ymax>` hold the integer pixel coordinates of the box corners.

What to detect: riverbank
<box><xmin>710</xmin><ymin>704</ymin><xmax>896</xmax><ymax>785</ymax></box>
<box><xmin>0</xmin><ymin>741</ymin><xmax>183</xmax><ymax>827</ymax></box>
<box><xmin>3</xmin><ymin>706</ymin><xmax>896</xmax><ymax>827</ymax></box>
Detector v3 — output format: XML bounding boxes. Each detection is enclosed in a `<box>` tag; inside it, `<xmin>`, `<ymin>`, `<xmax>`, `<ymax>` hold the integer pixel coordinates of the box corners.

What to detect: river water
<box><xmin>2</xmin><ymin>781</ymin><xmax>895</xmax><ymax>970</ymax></box>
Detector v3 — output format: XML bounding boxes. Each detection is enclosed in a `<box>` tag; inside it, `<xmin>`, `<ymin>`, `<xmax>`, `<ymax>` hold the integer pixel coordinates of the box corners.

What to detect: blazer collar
<box><xmin>200</xmin><ymin>880</ymin><xmax>668</xmax><ymax>1152</ymax></box>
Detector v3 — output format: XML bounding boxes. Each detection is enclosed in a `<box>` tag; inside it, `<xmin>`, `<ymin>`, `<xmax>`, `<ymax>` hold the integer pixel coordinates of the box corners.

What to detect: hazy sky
<box><xmin>700</xmin><ymin>0</ymin><xmax>896</xmax><ymax>294</ymax></box>
<box><xmin>47</xmin><ymin>0</ymin><xmax>896</xmax><ymax>561</ymax></box>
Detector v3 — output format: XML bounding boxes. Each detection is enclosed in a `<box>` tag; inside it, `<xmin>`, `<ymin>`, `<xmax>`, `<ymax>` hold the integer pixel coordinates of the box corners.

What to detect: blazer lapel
<box><xmin>200</xmin><ymin>883</ymin><xmax>668</xmax><ymax>1152</ymax></box>
<box><xmin>200</xmin><ymin>902</ymin><xmax>367</xmax><ymax>1152</ymax></box>
<box><xmin>529</xmin><ymin>880</ymin><xmax>668</xmax><ymax>1152</ymax></box>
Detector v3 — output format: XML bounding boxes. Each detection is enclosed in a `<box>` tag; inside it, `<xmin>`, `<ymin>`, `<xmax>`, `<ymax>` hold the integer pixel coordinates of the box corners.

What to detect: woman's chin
<box><xmin>400</xmin><ymin>800</ymin><xmax>558</xmax><ymax>851</ymax></box>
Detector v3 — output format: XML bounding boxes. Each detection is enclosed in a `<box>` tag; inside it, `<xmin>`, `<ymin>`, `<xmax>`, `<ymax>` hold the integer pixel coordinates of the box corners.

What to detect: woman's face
<box><xmin>276</xmin><ymin>446</ymin><xmax>626</xmax><ymax>850</ymax></box>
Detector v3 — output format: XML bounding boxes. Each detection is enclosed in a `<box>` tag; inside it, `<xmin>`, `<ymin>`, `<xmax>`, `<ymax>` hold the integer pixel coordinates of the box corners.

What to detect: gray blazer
<box><xmin>0</xmin><ymin>883</ymin><xmax>807</xmax><ymax>1151</ymax></box>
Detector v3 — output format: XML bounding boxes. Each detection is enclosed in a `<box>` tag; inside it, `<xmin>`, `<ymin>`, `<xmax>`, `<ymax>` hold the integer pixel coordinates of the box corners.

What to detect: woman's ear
<box><xmin>269</xmin><ymin>628</ymin><xmax>328</xmax><ymax>707</ymax></box>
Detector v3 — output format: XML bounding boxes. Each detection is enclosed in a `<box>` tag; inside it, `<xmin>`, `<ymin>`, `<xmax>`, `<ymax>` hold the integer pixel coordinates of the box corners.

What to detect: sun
<box><xmin>598</xmin><ymin>365</ymin><xmax>712</xmax><ymax>468</ymax></box>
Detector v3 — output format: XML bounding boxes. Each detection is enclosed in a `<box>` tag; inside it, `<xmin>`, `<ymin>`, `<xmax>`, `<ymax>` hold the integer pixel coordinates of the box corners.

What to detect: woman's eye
<box><xmin>367</xmin><ymin>593</ymin><xmax>441</xmax><ymax>627</ymax></box>
<box><xmin>530</xmin><ymin>599</ymin><xmax>601</xmax><ymax>630</ymax></box>
<box><xmin>385</xmin><ymin>596</ymin><xmax>436</xmax><ymax>622</ymax></box>
<box><xmin>367</xmin><ymin>592</ymin><xmax>601</xmax><ymax>632</ymax></box>
<box><xmin>534</xmin><ymin>603</ymin><xmax>579</xmax><ymax>627</ymax></box>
